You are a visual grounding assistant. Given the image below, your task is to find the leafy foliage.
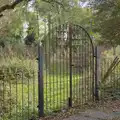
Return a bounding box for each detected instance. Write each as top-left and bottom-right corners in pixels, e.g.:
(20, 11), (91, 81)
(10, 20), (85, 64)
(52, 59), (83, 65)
(91, 0), (120, 46)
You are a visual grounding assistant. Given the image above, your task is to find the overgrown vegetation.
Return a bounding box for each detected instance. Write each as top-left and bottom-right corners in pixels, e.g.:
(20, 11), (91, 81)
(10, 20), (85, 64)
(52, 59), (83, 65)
(0, 0), (120, 119)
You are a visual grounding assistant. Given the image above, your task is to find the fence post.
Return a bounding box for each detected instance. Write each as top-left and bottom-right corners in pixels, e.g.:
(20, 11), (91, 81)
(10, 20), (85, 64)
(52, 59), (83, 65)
(38, 44), (44, 117)
(95, 46), (100, 101)
(69, 23), (73, 107)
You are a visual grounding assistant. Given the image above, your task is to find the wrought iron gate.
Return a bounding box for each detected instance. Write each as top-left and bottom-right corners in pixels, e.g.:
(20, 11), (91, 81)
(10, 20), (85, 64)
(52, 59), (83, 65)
(38, 23), (95, 116)
(0, 23), (95, 120)
(70, 24), (95, 107)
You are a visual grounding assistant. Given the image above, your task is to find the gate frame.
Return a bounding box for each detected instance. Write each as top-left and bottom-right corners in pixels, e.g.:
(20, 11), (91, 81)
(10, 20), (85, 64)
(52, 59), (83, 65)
(68, 24), (95, 106)
(94, 46), (100, 101)
(38, 44), (44, 117)
(69, 23), (73, 107)
(37, 23), (97, 117)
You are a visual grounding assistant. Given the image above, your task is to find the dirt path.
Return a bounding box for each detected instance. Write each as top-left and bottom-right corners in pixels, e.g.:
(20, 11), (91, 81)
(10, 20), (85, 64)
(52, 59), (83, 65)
(63, 109), (120, 120)
(42, 100), (120, 120)
(64, 100), (120, 120)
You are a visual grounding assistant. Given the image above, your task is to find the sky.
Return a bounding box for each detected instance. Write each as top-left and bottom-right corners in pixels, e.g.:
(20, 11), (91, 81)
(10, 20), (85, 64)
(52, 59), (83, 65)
(80, 1), (89, 8)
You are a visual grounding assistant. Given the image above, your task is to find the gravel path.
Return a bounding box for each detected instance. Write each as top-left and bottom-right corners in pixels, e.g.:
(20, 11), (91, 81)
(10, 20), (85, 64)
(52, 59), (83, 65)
(63, 109), (120, 120)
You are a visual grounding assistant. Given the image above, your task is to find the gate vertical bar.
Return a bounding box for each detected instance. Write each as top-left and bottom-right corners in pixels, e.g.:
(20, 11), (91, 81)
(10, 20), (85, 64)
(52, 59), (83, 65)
(69, 23), (73, 107)
(38, 44), (44, 117)
(95, 46), (100, 101)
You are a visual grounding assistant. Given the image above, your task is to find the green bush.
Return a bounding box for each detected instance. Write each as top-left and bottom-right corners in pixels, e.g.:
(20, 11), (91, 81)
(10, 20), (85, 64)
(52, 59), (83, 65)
(100, 57), (120, 100)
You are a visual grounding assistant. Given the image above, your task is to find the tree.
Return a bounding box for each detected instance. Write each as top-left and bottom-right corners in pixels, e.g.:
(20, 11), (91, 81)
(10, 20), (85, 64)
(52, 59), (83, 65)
(0, 0), (93, 47)
(91, 0), (120, 46)
(0, 0), (28, 18)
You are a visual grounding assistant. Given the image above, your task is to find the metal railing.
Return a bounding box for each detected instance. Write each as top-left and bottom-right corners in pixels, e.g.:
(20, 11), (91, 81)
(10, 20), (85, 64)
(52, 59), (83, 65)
(0, 68), (38, 120)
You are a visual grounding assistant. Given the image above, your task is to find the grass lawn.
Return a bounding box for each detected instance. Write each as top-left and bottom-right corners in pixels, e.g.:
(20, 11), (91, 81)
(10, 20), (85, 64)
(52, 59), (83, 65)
(1, 72), (93, 120)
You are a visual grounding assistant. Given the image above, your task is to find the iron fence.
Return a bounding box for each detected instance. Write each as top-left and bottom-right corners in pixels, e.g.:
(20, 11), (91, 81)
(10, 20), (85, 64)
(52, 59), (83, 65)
(0, 68), (38, 120)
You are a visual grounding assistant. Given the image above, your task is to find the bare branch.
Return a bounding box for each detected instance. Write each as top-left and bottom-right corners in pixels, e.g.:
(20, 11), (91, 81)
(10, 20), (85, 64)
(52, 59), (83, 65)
(0, 0), (65, 18)
(0, 14), (3, 18)
(0, 0), (32, 18)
